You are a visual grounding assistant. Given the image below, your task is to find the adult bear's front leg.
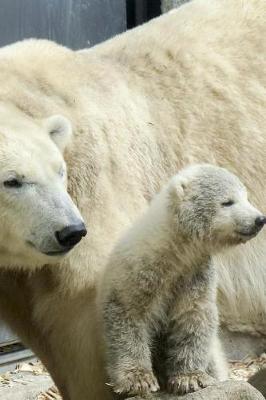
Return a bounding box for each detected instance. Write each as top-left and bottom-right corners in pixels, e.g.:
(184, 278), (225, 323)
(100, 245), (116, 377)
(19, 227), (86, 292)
(29, 267), (113, 400)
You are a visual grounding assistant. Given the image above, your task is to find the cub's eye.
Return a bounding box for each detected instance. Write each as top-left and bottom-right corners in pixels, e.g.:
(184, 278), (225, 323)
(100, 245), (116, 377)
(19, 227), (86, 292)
(4, 178), (23, 188)
(58, 166), (65, 178)
(221, 200), (234, 207)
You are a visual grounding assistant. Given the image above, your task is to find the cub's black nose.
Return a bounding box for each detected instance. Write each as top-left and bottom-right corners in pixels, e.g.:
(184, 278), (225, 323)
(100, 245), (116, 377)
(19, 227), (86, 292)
(56, 223), (87, 248)
(255, 216), (266, 229)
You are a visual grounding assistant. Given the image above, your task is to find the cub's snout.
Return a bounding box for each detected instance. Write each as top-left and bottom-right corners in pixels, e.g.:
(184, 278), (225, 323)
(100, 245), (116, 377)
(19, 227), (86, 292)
(246, 214), (266, 237)
(236, 213), (266, 241)
(254, 216), (266, 232)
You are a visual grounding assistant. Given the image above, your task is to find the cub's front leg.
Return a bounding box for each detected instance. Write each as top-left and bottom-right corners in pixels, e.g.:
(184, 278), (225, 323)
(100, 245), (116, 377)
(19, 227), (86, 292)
(102, 291), (159, 396)
(165, 267), (218, 395)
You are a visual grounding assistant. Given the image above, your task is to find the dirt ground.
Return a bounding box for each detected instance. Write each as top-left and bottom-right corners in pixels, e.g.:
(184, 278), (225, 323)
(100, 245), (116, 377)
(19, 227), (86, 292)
(0, 354), (265, 399)
(229, 353), (266, 381)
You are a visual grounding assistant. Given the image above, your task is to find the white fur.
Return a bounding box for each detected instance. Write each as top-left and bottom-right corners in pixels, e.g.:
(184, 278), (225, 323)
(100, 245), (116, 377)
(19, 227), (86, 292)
(44, 114), (72, 152)
(0, 105), (83, 268)
(0, 0), (264, 398)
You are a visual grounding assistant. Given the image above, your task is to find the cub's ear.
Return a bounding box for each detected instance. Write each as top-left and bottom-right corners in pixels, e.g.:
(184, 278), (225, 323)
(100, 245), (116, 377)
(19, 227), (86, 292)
(43, 115), (72, 153)
(168, 175), (188, 201)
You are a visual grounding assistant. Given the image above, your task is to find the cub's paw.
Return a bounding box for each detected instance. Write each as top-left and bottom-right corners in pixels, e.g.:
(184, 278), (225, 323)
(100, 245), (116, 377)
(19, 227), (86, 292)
(167, 370), (216, 395)
(112, 368), (160, 395)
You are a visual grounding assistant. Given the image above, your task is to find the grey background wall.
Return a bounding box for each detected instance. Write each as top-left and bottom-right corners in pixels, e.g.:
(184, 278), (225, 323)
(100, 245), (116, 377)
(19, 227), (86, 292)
(0, 0), (126, 49)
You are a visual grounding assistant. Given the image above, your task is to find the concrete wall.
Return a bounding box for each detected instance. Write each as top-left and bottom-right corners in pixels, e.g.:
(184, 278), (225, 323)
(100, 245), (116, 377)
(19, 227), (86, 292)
(0, 0), (126, 50)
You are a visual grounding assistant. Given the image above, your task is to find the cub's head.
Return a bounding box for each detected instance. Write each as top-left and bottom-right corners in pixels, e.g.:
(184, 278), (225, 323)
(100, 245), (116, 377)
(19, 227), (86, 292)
(168, 164), (265, 251)
(0, 105), (86, 269)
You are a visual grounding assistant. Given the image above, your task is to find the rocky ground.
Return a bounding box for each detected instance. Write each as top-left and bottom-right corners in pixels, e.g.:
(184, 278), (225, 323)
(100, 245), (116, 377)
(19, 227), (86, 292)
(0, 353), (265, 399)
(229, 353), (266, 381)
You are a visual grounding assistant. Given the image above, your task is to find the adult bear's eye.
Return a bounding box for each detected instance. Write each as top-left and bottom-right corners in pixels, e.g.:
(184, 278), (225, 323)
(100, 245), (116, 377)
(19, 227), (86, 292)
(221, 200), (234, 207)
(4, 178), (23, 188)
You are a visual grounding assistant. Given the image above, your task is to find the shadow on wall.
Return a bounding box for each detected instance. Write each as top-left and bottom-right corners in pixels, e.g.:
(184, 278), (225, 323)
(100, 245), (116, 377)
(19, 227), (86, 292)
(161, 0), (191, 13)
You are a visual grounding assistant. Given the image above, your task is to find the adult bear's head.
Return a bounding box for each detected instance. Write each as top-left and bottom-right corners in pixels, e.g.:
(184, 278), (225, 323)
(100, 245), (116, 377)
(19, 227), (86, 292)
(0, 104), (86, 269)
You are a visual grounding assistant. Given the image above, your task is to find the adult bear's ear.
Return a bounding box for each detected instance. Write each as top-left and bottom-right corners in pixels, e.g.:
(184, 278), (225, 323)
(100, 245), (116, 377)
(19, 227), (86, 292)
(44, 115), (72, 153)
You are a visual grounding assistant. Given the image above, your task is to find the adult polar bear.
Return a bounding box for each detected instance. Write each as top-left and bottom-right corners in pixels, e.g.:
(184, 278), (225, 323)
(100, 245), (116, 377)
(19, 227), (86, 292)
(0, 0), (265, 399)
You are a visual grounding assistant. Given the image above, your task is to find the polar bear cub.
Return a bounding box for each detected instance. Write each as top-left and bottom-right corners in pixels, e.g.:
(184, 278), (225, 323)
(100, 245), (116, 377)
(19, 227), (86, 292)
(100, 164), (266, 396)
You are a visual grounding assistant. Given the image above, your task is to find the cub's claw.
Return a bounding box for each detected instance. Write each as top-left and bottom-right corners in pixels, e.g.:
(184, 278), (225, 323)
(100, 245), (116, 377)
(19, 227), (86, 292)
(113, 368), (160, 395)
(167, 370), (216, 395)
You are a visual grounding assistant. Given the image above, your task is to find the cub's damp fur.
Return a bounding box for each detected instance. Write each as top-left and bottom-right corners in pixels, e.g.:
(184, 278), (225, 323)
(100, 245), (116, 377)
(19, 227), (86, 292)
(99, 164), (266, 396)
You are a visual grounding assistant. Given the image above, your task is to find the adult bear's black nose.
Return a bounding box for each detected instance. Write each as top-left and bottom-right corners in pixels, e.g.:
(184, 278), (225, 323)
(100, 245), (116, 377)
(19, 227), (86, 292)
(56, 223), (87, 248)
(255, 216), (266, 229)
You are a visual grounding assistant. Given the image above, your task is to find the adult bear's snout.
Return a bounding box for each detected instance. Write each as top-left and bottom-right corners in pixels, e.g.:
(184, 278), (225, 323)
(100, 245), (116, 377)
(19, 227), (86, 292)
(55, 222), (87, 249)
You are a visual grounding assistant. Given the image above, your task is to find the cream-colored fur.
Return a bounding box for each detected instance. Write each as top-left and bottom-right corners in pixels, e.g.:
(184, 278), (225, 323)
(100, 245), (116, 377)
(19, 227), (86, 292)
(0, 105), (86, 268)
(0, 0), (265, 399)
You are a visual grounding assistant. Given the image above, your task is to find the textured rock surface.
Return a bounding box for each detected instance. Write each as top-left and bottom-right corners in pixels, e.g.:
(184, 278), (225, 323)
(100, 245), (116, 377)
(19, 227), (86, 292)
(249, 369), (266, 398)
(127, 381), (265, 400)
